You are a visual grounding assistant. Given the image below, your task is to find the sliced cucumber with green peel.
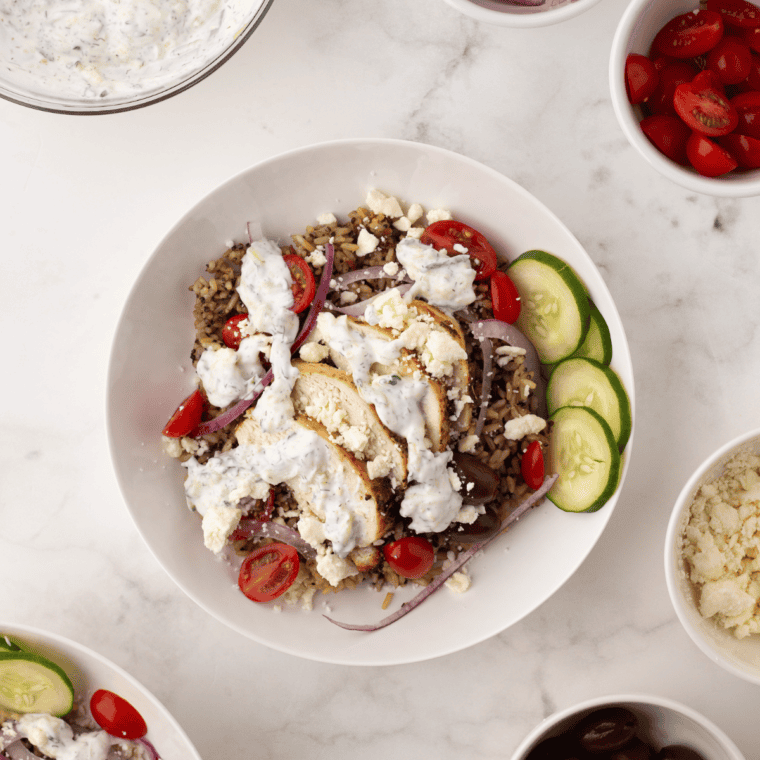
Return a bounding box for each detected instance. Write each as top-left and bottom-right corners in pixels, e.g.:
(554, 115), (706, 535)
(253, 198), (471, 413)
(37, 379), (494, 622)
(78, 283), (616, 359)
(571, 302), (612, 365)
(547, 357), (632, 451)
(0, 652), (75, 715)
(0, 635), (22, 653)
(547, 406), (620, 513)
(508, 250), (591, 365)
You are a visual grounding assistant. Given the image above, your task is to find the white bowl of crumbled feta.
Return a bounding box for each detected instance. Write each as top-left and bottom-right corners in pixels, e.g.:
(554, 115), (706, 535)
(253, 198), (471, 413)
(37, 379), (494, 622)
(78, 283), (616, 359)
(107, 137), (634, 665)
(0, 622), (202, 760)
(0, 0), (273, 114)
(666, 427), (760, 685)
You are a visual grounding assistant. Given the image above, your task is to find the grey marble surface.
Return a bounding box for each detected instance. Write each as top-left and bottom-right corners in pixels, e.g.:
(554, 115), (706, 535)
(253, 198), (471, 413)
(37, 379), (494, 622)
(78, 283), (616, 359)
(3, 0), (760, 758)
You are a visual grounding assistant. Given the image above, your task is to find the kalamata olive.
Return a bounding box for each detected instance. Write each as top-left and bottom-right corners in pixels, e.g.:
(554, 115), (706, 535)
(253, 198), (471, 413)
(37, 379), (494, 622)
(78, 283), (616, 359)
(656, 745), (707, 760)
(452, 451), (499, 505)
(610, 737), (653, 760)
(575, 707), (638, 753)
(526, 734), (586, 760)
(447, 506), (500, 543)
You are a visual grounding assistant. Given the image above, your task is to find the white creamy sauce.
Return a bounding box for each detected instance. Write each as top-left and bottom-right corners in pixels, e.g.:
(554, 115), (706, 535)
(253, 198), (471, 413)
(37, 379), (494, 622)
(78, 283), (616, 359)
(14, 714), (129, 760)
(396, 237), (477, 312)
(0, 0), (262, 100)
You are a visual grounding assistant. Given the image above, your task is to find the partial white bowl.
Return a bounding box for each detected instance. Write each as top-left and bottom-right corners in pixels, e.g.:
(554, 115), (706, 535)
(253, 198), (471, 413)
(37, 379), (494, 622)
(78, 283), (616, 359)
(0, 622), (201, 760)
(511, 694), (745, 760)
(609, 0), (760, 197)
(443, 0), (604, 28)
(107, 137), (635, 666)
(665, 427), (760, 685)
(0, 0), (273, 115)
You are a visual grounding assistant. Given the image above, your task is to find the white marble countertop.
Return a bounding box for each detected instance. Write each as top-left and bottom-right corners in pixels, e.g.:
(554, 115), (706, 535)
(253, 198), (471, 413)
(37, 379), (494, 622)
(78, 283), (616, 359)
(3, 0), (760, 757)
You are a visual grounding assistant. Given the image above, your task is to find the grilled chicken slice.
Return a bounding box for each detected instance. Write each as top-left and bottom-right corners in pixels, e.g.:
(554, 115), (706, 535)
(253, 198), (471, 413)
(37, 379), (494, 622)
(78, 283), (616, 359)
(235, 413), (389, 551)
(291, 360), (408, 486)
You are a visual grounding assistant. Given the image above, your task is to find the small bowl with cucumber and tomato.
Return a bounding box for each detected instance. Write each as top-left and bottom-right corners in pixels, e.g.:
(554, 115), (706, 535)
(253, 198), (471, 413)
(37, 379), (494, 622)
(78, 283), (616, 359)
(610, 0), (760, 196)
(0, 623), (202, 760)
(507, 249), (632, 514)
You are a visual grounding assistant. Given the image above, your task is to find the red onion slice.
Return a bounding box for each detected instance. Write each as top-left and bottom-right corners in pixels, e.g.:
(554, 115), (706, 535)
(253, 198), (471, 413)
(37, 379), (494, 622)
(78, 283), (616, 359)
(324, 473), (558, 631)
(1, 740), (41, 760)
(470, 319), (546, 416)
(474, 336), (493, 437)
(332, 265), (402, 289)
(135, 738), (161, 760)
(194, 244), (335, 436)
(229, 518), (318, 560)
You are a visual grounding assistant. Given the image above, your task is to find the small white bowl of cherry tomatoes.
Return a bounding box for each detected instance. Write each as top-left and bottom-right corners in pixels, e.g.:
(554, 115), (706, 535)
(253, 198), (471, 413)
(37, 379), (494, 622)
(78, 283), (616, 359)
(610, 0), (760, 196)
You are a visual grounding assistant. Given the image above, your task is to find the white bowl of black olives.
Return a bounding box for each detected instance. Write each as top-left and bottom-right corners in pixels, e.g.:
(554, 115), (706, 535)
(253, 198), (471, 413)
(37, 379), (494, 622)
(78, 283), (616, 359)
(511, 695), (744, 760)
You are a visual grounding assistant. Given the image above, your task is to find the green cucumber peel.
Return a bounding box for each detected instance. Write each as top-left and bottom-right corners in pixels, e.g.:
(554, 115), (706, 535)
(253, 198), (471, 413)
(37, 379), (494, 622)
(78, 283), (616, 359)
(0, 651), (75, 716)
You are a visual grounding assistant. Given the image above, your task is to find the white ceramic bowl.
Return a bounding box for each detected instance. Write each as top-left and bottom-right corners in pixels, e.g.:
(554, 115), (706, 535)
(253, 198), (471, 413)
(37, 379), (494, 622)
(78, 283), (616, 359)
(511, 694), (745, 760)
(609, 0), (760, 197)
(107, 137), (635, 666)
(0, 622), (201, 760)
(665, 427), (760, 685)
(442, 0), (604, 28)
(0, 0), (273, 115)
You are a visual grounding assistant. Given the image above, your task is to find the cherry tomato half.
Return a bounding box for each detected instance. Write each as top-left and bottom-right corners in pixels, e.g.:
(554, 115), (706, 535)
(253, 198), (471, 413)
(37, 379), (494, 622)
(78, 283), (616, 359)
(162, 389), (205, 438)
(719, 131), (760, 166)
(640, 114), (691, 164)
(707, 35), (752, 83)
(646, 59), (699, 116)
(625, 54), (659, 104)
(521, 440), (545, 491)
(707, 0), (760, 29)
(420, 220), (498, 281)
(732, 90), (760, 137)
(744, 25), (760, 52)
(652, 10), (724, 59)
(686, 130), (739, 175)
(383, 536), (435, 579)
(90, 690), (147, 740)
(674, 71), (738, 136)
(222, 313), (249, 350)
(238, 543), (300, 603)
(490, 270), (521, 324)
(283, 253), (316, 314)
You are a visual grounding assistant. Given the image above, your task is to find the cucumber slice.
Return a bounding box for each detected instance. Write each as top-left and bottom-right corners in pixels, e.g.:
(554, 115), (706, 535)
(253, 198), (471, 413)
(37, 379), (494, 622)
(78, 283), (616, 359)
(547, 357), (632, 452)
(572, 302), (612, 365)
(547, 406), (620, 513)
(507, 250), (591, 365)
(0, 635), (22, 653)
(0, 652), (75, 715)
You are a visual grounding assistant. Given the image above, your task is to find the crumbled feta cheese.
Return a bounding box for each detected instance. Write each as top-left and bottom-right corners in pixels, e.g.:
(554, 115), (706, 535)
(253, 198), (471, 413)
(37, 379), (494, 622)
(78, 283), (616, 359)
(418, 329), (467, 379)
(299, 341), (330, 363)
(458, 434), (479, 453)
(364, 288), (411, 331)
(405, 227), (424, 240)
(503, 414), (547, 440)
(365, 189), (404, 218)
(406, 203), (423, 224)
(317, 212), (337, 225)
(427, 208), (452, 224)
(682, 449), (760, 638)
(383, 261), (400, 276)
(201, 504), (242, 554)
(453, 243), (468, 254)
(445, 570), (471, 593)
(317, 550), (359, 586)
(306, 248), (327, 267)
(340, 291), (359, 304)
(356, 228), (380, 257)
(393, 216), (412, 232)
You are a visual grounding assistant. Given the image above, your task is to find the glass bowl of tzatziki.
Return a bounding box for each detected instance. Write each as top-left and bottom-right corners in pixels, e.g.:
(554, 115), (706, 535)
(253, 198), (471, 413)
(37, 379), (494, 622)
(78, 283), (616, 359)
(0, 0), (273, 113)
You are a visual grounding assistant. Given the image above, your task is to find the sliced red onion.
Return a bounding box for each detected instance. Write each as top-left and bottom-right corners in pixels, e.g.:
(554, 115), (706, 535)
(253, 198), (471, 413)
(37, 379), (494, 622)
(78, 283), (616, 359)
(498, 0), (544, 5)
(135, 737), (161, 760)
(324, 473), (558, 631)
(246, 222), (263, 244)
(229, 518), (318, 560)
(194, 244), (335, 436)
(1, 740), (39, 760)
(474, 336), (493, 437)
(332, 265), (396, 289)
(329, 283), (413, 317)
(470, 319), (546, 416)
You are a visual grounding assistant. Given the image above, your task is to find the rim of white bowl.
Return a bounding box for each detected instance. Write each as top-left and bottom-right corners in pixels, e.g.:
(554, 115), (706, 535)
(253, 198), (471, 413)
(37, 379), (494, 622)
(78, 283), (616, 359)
(510, 693), (745, 760)
(441, 0), (604, 28)
(608, 0), (760, 197)
(664, 426), (760, 686)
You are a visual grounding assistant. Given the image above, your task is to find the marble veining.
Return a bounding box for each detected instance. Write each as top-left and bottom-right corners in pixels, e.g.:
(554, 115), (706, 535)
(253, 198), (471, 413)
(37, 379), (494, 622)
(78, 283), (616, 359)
(3, 0), (760, 757)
